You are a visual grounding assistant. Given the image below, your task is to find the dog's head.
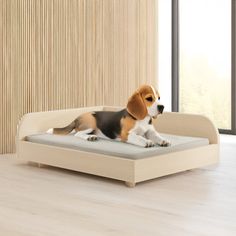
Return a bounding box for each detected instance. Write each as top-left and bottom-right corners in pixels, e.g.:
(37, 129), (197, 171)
(127, 85), (164, 120)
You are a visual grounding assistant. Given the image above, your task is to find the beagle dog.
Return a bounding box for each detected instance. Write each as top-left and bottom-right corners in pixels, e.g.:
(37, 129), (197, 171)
(47, 85), (170, 147)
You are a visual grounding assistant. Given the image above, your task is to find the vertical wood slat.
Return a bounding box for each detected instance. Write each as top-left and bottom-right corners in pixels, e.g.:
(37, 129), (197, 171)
(0, 0), (157, 154)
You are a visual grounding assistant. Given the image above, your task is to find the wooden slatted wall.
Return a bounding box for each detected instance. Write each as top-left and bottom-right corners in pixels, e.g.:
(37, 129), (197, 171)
(0, 0), (157, 154)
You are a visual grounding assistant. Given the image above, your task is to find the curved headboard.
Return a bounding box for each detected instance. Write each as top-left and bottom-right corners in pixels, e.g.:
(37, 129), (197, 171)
(153, 112), (219, 144)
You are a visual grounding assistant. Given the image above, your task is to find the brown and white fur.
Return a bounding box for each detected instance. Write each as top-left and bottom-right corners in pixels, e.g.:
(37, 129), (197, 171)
(47, 85), (170, 147)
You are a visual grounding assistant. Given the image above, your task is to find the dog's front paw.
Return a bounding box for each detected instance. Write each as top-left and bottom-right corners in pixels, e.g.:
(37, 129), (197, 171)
(87, 135), (98, 141)
(144, 139), (155, 148)
(158, 139), (171, 147)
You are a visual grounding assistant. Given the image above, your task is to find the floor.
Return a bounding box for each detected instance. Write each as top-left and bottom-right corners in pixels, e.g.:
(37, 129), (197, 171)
(0, 135), (236, 236)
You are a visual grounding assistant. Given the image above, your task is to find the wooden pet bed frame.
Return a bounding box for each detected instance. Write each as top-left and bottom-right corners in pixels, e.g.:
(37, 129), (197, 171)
(16, 106), (219, 187)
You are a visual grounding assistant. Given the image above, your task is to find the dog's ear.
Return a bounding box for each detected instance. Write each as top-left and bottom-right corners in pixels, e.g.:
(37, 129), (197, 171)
(127, 91), (147, 120)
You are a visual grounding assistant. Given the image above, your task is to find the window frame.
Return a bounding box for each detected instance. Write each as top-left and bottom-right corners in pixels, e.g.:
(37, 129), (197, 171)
(171, 0), (236, 134)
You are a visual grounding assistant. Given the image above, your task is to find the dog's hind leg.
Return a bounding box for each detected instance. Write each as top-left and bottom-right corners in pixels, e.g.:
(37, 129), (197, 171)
(74, 112), (98, 141)
(74, 128), (98, 141)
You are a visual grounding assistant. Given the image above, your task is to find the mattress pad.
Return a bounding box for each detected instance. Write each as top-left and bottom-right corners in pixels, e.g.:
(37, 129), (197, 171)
(25, 133), (209, 160)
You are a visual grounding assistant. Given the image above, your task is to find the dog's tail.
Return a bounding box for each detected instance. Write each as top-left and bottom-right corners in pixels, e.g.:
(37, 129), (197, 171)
(47, 121), (76, 135)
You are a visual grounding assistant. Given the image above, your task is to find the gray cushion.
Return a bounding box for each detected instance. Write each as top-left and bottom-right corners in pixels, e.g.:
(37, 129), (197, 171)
(25, 133), (209, 160)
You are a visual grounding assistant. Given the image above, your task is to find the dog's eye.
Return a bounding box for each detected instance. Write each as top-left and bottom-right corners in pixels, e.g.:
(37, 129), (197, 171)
(146, 96), (153, 102)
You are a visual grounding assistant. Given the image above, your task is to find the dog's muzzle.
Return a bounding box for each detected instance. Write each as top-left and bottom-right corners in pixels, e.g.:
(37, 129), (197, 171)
(157, 105), (164, 114)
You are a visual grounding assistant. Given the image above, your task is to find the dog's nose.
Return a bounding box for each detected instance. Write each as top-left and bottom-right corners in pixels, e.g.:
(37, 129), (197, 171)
(157, 105), (164, 114)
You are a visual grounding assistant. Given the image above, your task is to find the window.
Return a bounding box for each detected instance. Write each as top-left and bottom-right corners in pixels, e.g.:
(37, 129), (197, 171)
(172, 0), (235, 132)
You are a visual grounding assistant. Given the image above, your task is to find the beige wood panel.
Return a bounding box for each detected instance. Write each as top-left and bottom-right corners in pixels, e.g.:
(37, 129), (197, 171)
(0, 0), (157, 154)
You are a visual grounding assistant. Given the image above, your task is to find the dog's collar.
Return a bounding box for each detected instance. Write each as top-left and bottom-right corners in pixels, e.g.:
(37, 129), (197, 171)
(126, 110), (157, 121)
(126, 110), (137, 120)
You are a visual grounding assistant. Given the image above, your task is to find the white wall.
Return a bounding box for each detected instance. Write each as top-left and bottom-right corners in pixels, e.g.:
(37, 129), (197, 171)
(157, 0), (172, 111)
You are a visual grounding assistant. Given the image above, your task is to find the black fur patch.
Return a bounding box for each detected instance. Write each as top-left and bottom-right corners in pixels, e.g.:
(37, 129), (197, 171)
(93, 109), (131, 139)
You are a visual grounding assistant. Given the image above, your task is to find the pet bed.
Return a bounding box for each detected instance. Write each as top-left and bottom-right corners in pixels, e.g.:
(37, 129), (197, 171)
(17, 106), (219, 187)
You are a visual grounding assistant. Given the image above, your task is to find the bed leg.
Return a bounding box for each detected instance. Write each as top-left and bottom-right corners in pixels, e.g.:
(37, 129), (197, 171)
(28, 162), (46, 168)
(38, 163), (44, 168)
(125, 182), (136, 188)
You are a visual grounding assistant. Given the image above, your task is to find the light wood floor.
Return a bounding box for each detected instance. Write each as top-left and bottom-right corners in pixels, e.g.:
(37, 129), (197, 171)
(0, 135), (236, 236)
